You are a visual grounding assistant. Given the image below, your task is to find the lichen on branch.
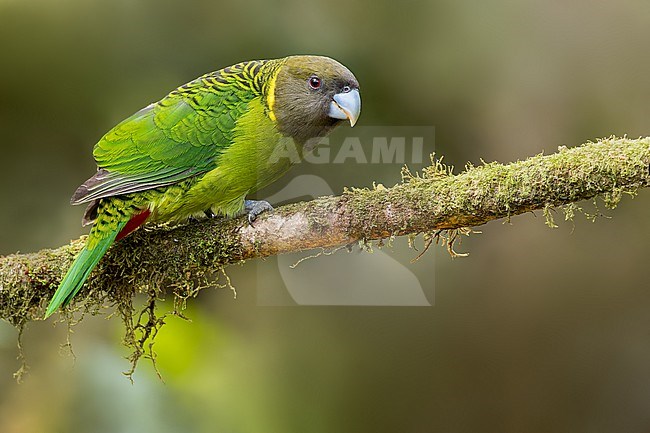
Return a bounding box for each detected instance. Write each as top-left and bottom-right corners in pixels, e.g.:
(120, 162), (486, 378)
(1, 136), (649, 328)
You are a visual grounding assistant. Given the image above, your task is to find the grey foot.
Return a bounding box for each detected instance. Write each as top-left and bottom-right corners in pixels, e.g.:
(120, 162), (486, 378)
(244, 200), (274, 225)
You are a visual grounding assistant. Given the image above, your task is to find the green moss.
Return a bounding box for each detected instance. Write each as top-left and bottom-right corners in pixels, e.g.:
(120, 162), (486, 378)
(345, 136), (649, 260)
(1, 136), (648, 379)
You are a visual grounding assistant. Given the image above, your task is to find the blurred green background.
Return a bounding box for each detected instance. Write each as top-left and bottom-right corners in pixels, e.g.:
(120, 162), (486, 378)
(1, 0), (650, 432)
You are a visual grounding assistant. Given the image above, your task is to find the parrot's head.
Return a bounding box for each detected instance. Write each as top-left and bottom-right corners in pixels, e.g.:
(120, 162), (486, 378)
(270, 55), (361, 143)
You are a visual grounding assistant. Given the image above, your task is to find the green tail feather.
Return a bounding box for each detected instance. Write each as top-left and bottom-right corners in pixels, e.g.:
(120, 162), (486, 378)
(45, 222), (126, 318)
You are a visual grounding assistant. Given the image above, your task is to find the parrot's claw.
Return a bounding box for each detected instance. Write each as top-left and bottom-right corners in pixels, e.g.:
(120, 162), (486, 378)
(188, 209), (218, 223)
(244, 200), (274, 225)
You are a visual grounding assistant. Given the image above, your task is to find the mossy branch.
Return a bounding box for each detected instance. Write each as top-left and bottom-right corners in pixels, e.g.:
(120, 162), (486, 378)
(1, 136), (649, 326)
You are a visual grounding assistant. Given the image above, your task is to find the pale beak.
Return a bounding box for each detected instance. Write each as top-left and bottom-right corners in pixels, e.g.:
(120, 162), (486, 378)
(328, 88), (361, 127)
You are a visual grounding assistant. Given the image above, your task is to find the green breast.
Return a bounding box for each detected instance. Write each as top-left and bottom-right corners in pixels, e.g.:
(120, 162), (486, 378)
(149, 97), (296, 221)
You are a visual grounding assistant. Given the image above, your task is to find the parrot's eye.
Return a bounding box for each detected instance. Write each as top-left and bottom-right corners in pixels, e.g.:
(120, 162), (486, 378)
(342, 85), (351, 93)
(308, 76), (322, 90)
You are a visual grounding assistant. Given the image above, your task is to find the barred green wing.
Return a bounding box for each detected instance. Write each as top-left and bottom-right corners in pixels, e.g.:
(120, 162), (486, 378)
(71, 61), (268, 204)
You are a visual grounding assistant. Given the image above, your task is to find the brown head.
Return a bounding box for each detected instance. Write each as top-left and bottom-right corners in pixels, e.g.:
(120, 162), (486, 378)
(267, 55), (361, 144)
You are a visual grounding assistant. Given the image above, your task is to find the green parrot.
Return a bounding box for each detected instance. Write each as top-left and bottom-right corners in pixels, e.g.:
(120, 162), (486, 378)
(45, 55), (361, 318)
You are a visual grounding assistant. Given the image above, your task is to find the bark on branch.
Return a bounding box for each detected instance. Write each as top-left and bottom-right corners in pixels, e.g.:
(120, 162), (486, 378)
(1, 136), (649, 325)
